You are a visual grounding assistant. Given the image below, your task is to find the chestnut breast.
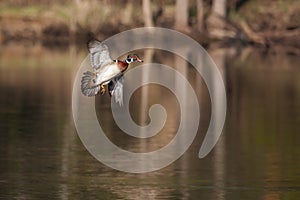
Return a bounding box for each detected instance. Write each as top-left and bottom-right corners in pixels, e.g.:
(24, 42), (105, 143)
(117, 60), (129, 72)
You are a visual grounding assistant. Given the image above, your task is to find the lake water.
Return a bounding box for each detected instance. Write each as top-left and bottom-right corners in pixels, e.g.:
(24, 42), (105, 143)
(0, 43), (299, 199)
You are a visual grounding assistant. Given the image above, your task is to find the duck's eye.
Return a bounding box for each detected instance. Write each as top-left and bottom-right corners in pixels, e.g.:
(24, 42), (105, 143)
(127, 58), (135, 63)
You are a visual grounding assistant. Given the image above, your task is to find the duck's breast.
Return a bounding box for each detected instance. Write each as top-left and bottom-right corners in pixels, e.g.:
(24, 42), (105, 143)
(97, 63), (121, 84)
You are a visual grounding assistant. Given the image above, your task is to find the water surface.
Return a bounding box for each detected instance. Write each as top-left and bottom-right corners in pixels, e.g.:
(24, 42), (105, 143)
(0, 44), (299, 199)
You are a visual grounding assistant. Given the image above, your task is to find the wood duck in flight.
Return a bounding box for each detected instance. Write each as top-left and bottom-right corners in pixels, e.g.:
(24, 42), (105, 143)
(81, 39), (143, 104)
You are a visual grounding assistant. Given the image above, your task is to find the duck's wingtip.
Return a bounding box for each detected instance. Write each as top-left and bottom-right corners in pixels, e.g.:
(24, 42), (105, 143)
(87, 39), (108, 53)
(81, 71), (100, 97)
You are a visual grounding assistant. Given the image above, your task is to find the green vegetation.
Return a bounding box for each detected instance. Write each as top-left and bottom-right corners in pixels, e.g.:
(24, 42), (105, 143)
(231, 0), (300, 31)
(0, 5), (48, 17)
(0, 0), (299, 46)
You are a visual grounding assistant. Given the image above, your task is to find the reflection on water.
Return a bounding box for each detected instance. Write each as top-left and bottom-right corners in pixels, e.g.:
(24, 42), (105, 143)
(0, 43), (299, 199)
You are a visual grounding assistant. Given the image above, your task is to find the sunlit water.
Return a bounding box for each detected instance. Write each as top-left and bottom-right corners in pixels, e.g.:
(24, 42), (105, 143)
(0, 44), (299, 199)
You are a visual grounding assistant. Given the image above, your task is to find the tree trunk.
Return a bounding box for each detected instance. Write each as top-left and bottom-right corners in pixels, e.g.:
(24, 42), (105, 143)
(143, 0), (154, 27)
(211, 0), (226, 17)
(197, 0), (204, 32)
(207, 0), (237, 39)
(174, 0), (189, 32)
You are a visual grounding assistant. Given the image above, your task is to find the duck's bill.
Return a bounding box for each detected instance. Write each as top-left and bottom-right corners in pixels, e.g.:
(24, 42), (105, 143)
(137, 58), (143, 63)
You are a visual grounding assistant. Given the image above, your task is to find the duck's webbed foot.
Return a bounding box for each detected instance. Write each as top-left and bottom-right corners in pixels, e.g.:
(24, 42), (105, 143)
(100, 84), (105, 95)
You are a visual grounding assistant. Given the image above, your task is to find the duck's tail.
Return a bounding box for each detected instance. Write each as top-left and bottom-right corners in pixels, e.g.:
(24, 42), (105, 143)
(81, 71), (101, 96)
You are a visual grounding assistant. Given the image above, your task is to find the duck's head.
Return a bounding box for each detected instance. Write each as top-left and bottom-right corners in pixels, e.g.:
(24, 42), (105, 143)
(125, 54), (143, 64)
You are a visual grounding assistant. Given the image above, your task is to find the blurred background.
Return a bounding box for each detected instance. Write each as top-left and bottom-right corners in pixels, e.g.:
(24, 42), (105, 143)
(0, 0), (299, 199)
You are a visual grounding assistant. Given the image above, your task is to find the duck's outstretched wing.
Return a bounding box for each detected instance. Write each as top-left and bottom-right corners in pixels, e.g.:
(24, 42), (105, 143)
(87, 40), (114, 70)
(81, 71), (101, 96)
(108, 75), (124, 106)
